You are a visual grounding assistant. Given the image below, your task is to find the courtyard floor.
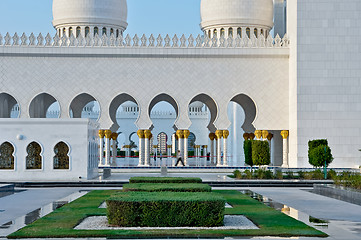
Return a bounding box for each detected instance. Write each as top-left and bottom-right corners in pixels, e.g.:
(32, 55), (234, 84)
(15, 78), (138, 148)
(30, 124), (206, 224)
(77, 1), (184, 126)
(0, 173), (360, 240)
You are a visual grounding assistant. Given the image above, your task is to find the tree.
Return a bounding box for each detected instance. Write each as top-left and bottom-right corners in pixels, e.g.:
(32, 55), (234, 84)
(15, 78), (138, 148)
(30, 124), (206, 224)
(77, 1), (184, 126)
(251, 140), (270, 166)
(308, 139), (333, 168)
(243, 140), (253, 167)
(309, 145), (333, 168)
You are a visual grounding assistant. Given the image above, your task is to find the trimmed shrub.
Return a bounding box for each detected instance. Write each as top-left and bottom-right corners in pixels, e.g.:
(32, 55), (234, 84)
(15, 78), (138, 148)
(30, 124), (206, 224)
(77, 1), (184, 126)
(243, 140), (253, 167)
(106, 192), (225, 227)
(129, 177), (202, 184)
(253, 169), (273, 179)
(233, 170), (242, 179)
(309, 145), (333, 168)
(275, 170), (283, 180)
(252, 140), (270, 166)
(308, 139), (328, 151)
(243, 169), (253, 179)
(123, 183), (211, 192)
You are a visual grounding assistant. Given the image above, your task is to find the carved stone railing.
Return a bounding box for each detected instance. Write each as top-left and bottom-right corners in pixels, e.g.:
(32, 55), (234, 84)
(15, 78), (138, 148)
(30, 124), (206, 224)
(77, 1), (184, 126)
(0, 32), (289, 49)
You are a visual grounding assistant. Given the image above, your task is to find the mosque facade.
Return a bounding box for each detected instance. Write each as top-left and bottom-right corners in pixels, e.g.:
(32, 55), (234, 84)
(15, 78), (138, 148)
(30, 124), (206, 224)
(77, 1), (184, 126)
(0, 0), (360, 180)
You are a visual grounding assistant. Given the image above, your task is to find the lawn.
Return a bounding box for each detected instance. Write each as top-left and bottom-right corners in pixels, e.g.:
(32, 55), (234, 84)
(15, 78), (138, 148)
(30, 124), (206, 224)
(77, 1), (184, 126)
(8, 190), (327, 239)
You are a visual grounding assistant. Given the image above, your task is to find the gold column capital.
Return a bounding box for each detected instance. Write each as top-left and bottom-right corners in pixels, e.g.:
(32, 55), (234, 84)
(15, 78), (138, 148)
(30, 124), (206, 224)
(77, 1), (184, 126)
(261, 130), (269, 140)
(176, 130), (184, 139)
(267, 133), (274, 141)
(281, 130), (289, 139)
(144, 130), (152, 139)
(104, 130), (112, 139)
(153, 145), (158, 148)
(167, 145), (172, 148)
(209, 133), (216, 141)
(137, 130), (145, 138)
(98, 130), (105, 138)
(223, 130), (230, 139)
(183, 130), (190, 139)
(215, 130), (223, 139)
(203, 145), (208, 148)
(243, 133), (250, 140)
(111, 133), (118, 141)
(249, 133), (255, 140)
(254, 130), (262, 140)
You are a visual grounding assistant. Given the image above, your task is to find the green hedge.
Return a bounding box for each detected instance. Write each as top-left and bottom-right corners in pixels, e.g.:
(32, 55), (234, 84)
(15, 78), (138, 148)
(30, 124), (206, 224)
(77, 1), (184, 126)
(106, 192), (225, 227)
(243, 140), (253, 166)
(252, 140), (270, 166)
(123, 183), (211, 192)
(308, 139), (333, 167)
(129, 177), (202, 184)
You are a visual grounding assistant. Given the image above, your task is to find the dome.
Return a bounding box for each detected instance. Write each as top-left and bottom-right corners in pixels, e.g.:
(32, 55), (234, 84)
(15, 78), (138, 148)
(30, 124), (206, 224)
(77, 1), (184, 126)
(53, 0), (128, 36)
(122, 101), (137, 108)
(189, 101), (204, 109)
(200, 0), (274, 32)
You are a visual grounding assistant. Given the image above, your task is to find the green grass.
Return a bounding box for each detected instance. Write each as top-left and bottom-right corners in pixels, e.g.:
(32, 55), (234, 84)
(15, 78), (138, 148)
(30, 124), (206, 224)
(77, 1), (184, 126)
(8, 190), (327, 239)
(129, 176), (202, 183)
(123, 183), (211, 192)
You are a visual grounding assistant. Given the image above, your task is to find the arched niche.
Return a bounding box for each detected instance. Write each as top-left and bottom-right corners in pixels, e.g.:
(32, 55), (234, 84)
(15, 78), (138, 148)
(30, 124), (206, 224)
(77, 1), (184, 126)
(189, 93), (218, 132)
(109, 93), (139, 132)
(69, 93), (100, 120)
(229, 94), (257, 133)
(0, 93), (19, 118)
(157, 132), (168, 154)
(29, 93), (59, 118)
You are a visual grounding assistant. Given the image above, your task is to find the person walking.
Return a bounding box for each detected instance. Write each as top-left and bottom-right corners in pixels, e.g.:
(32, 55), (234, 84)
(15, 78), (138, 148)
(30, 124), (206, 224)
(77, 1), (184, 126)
(175, 150), (185, 167)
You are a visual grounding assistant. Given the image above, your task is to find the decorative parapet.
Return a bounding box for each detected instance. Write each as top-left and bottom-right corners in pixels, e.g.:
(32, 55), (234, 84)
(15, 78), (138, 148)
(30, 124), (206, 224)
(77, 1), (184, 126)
(0, 32), (289, 49)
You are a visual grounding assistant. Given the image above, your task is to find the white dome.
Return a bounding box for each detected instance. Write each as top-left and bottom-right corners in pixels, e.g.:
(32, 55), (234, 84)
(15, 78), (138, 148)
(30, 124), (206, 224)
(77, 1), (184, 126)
(190, 101), (204, 108)
(53, 0), (128, 32)
(122, 101), (137, 108)
(200, 0), (274, 31)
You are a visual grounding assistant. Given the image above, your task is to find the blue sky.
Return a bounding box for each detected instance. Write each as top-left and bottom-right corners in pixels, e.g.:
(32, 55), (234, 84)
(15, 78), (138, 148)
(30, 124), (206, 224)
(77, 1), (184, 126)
(0, 0), (202, 36)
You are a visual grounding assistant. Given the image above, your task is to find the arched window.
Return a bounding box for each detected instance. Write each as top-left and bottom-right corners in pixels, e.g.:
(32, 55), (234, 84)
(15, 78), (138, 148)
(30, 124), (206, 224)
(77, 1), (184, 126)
(94, 27), (99, 36)
(85, 27), (90, 37)
(228, 28), (233, 37)
(116, 29), (119, 38)
(26, 142), (42, 170)
(62, 28), (66, 36)
(69, 27), (73, 37)
(102, 27), (107, 36)
(246, 28), (250, 38)
(208, 30), (211, 38)
(220, 28), (225, 37)
(110, 28), (114, 35)
(58, 29), (61, 36)
(0, 142), (15, 170)
(237, 28), (242, 38)
(261, 29), (264, 36)
(54, 142), (70, 170)
(76, 27), (81, 38)
(254, 28), (258, 38)
(213, 29), (217, 38)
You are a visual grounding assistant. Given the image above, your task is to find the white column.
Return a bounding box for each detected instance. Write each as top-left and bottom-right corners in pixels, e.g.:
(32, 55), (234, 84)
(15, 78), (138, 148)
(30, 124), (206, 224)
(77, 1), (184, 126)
(267, 133), (274, 166)
(137, 130), (144, 166)
(144, 130), (151, 166)
(209, 133), (215, 165)
(172, 134), (176, 154)
(183, 130), (190, 166)
(281, 130), (289, 168)
(98, 130), (105, 166)
(223, 130), (229, 166)
(104, 130), (112, 166)
(111, 133), (118, 166)
(216, 130), (223, 166)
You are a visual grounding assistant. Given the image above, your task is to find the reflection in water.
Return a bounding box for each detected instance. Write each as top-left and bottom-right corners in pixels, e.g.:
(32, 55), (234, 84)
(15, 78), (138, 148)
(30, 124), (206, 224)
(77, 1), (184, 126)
(0, 191), (87, 237)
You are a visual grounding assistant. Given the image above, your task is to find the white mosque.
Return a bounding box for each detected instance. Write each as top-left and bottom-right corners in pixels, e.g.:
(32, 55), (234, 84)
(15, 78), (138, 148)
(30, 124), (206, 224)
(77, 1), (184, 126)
(0, 0), (361, 180)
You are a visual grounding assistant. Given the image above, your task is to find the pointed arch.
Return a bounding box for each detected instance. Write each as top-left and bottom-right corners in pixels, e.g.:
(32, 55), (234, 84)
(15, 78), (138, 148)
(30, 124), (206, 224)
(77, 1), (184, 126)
(29, 93), (59, 118)
(109, 93), (139, 131)
(230, 94), (257, 132)
(0, 93), (19, 118)
(0, 142), (15, 169)
(53, 141), (70, 170)
(26, 141), (42, 170)
(189, 93), (218, 132)
(69, 93), (100, 120)
(149, 93), (179, 117)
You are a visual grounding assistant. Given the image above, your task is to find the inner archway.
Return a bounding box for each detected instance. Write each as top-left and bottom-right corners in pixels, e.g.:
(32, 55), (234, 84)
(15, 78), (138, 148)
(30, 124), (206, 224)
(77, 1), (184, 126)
(0, 93), (19, 118)
(109, 94), (139, 132)
(29, 93), (60, 118)
(69, 93), (100, 120)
